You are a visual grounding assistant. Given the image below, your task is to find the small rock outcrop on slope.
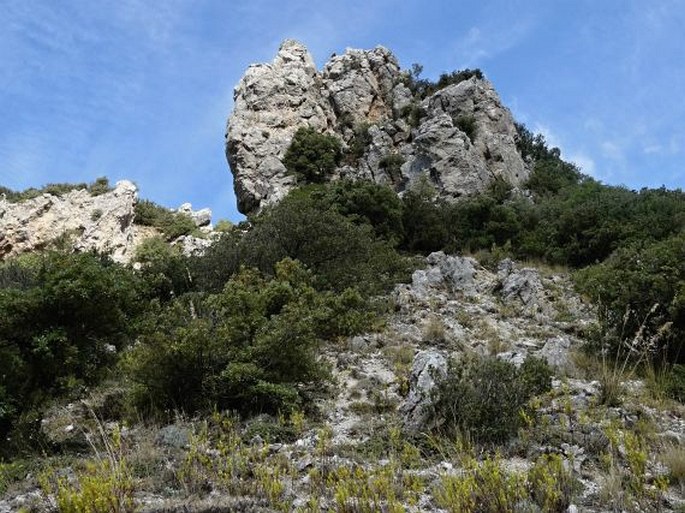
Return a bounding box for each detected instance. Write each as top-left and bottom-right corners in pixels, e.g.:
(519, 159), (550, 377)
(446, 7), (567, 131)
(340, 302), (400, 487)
(0, 181), (139, 263)
(0, 184), (216, 263)
(226, 39), (529, 214)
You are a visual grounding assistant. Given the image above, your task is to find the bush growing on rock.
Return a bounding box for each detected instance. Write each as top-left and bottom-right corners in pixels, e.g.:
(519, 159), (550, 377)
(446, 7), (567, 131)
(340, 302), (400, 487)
(134, 199), (197, 241)
(320, 179), (405, 243)
(283, 127), (342, 183)
(428, 355), (552, 444)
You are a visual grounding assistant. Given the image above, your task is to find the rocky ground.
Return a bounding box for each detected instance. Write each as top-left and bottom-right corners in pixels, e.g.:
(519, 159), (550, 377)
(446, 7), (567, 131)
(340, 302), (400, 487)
(3, 253), (684, 512)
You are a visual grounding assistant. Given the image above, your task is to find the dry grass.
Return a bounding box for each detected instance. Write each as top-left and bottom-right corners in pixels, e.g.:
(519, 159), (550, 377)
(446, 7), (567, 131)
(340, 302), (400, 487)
(661, 444), (685, 491)
(423, 315), (447, 344)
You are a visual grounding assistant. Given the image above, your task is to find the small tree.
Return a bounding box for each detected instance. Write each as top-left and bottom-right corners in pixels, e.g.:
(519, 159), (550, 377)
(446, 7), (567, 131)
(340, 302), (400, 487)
(283, 127), (342, 183)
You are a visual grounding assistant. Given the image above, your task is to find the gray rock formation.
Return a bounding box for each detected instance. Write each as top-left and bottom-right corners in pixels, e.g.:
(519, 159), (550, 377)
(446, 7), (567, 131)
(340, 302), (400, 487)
(176, 202), (212, 228)
(226, 40), (530, 215)
(0, 181), (139, 263)
(400, 349), (448, 432)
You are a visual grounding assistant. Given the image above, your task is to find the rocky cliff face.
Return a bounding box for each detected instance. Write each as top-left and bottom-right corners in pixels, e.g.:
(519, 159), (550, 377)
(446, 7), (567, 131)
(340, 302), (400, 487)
(226, 40), (529, 214)
(0, 182), (214, 263)
(0, 181), (139, 263)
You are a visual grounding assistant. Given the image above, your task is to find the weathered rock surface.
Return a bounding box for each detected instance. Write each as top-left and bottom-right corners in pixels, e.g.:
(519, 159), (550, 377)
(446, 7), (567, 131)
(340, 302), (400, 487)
(0, 182), (216, 263)
(226, 40), (530, 214)
(400, 349), (448, 432)
(0, 181), (139, 263)
(177, 202), (212, 228)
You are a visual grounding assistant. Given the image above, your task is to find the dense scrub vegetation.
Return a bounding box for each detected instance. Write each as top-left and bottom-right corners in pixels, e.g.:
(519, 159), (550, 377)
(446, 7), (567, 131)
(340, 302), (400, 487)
(0, 180), (411, 457)
(1, 119), (683, 465)
(0, 252), (142, 453)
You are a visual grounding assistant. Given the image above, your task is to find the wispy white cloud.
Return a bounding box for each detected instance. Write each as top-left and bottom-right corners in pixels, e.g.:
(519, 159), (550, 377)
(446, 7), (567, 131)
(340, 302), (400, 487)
(451, 19), (534, 67)
(600, 141), (624, 162)
(567, 153), (596, 176)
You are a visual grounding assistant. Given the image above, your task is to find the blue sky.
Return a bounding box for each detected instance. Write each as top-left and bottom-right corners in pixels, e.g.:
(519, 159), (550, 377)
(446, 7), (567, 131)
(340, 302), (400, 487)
(1, 0), (683, 221)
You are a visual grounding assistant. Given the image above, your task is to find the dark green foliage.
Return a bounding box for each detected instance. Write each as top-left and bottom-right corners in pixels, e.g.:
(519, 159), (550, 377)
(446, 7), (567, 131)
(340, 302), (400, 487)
(574, 233), (685, 358)
(346, 123), (372, 163)
(134, 237), (192, 301)
(188, 181), (409, 294)
(87, 177), (112, 196)
(400, 180), (450, 253)
(320, 180), (405, 243)
(283, 127), (342, 183)
(519, 356), (554, 396)
(378, 154), (405, 185)
(0, 252), (142, 454)
(662, 365), (685, 402)
(400, 103), (426, 128)
(402, 64), (484, 99)
(454, 115), (477, 143)
(430, 356), (552, 444)
(188, 230), (243, 293)
(241, 187), (410, 295)
(126, 260), (372, 417)
(134, 199), (197, 240)
(526, 159), (583, 197)
(515, 122), (561, 162)
(0, 183), (87, 202)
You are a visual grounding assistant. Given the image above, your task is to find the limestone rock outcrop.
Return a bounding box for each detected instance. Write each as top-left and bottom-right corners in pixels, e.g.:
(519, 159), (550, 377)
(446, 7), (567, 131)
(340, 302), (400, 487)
(226, 40), (530, 214)
(0, 181), (139, 263)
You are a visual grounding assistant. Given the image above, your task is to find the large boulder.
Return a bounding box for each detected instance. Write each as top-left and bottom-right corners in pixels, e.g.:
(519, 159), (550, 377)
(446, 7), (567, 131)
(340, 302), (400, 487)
(226, 40), (530, 215)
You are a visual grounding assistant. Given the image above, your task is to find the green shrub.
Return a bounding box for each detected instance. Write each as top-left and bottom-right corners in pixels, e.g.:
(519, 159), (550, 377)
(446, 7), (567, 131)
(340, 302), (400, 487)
(663, 365), (685, 402)
(346, 122), (372, 162)
(188, 230), (242, 293)
(322, 180), (404, 243)
(126, 259), (371, 417)
(429, 355), (552, 444)
(242, 187), (410, 295)
(574, 233), (685, 360)
(436, 453), (526, 513)
(283, 127), (342, 183)
(214, 219), (234, 232)
(402, 64), (484, 99)
(41, 428), (135, 513)
(519, 356), (554, 397)
(378, 153), (405, 184)
(400, 179), (450, 253)
(134, 236), (191, 301)
(528, 453), (578, 512)
(454, 115), (477, 143)
(134, 200), (197, 240)
(87, 177), (112, 196)
(0, 252), (142, 456)
(0, 177), (116, 204)
(437, 451), (577, 513)
(400, 103), (426, 128)
(525, 159), (583, 197)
